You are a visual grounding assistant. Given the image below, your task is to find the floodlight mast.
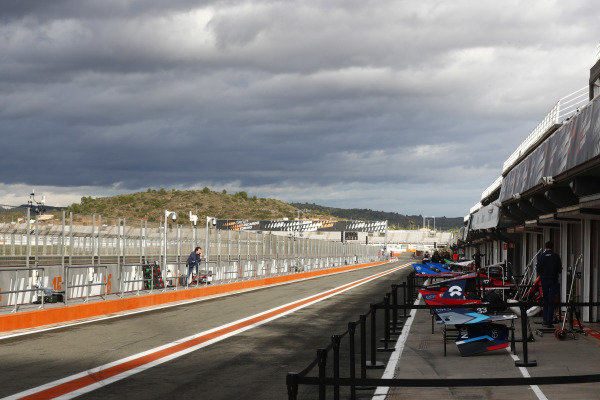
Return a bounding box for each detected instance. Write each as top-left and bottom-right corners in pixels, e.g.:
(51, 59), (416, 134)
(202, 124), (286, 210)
(28, 189), (46, 215)
(163, 210), (177, 280)
(205, 216), (216, 271)
(422, 216), (436, 231)
(189, 211), (198, 244)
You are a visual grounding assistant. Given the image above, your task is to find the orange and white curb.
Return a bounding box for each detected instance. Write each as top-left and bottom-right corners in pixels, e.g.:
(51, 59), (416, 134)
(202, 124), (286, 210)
(3, 262), (410, 400)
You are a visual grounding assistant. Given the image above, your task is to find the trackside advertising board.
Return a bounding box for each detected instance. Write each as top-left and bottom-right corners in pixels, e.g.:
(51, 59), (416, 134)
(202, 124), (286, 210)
(216, 219), (387, 232)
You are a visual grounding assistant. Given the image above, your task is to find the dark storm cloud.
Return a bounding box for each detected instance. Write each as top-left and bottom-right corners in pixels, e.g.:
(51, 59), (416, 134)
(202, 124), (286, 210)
(1, 0), (599, 215)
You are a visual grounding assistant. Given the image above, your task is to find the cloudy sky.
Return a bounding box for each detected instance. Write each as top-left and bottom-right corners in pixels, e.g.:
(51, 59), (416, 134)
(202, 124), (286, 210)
(1, 0), (598, 216)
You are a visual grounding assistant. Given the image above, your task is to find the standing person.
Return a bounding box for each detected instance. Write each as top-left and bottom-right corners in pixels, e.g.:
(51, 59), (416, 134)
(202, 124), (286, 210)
(186, 247), (202, 285)
(473, 248), (482, 270)
(536, 241), (562, 327)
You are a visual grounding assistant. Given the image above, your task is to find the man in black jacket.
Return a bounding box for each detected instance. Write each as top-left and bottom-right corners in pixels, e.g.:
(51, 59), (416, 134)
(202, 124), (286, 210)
(473, 248), (482, 269)
(186, 247), (203, 284)
(536, 241), (562, 327)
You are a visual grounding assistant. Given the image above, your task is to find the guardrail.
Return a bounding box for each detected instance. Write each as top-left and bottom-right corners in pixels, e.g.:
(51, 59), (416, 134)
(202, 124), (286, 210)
(502, 86), (589, 175)
(286, 272), (600, 399)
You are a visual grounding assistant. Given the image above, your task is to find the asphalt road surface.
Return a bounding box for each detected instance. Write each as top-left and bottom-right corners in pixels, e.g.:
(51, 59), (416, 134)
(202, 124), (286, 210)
(0, 256), (413, 400)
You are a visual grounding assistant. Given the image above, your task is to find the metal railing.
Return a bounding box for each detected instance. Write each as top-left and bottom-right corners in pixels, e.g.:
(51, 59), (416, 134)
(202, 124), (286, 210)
(0, 209), (381, 269)
(65, 265), (109, 304)
(481, 176), (502, 201)
(0, 267), (46, 312)
(502, 86), (589, 175)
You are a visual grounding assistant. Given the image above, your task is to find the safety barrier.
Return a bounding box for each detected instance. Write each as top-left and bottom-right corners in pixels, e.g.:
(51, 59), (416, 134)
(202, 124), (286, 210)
(286, 272), (600, 399)
(65, 264), (108, 304)
(0, 267), (47, 312)
(0, 253), (384, 312)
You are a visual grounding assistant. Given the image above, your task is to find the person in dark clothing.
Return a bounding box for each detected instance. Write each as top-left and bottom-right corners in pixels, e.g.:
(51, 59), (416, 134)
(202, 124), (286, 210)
(431, 251), (442, 263)
(536, 241), (562, 327)
(186, 247), (203, 284)
(473, 248), (482, 269)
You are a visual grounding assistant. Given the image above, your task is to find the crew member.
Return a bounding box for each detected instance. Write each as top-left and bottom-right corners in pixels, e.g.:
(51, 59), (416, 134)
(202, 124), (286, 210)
(186, 247), (203, 284)
(536, 241), (562, 327)
(423, 251), (430, 262)
(473, 248), (482, 270)
(431, 251), (442, 263)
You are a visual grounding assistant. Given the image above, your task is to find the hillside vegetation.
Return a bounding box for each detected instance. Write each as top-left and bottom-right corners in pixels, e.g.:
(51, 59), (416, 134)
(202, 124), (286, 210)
(66, 188), (322, 223)
(290, 202), (463, 231)
(63, 188), (463, 230)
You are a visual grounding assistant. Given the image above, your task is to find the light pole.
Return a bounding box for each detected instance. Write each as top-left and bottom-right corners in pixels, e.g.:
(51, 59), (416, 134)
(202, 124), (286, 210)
(422, 216), (436, 231)
(28, 189), (46, 215)
(164, 210), (177, 286)
(189, 211), (198, 244)
(205, 216), (216, 271)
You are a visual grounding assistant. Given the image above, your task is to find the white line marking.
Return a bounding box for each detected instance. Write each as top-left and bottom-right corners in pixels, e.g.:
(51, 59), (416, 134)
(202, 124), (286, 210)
(0, 261), (393, 340)
(3, 263), (410, 400)
(371, 281), (423, 400)
(507, 350), (548, 400)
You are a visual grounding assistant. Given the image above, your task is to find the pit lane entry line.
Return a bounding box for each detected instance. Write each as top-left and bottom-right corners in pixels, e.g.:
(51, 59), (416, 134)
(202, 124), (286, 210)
(3, 263), (411, 400)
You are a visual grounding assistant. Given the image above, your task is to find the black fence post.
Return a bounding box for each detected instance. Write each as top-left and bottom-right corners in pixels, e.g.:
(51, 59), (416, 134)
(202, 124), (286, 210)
(317, 348), (328, 400)
(379, 294), (395, 352)
(359, 314), (367, 378)
(357, 314), (376, 390)
(367, 304), (385, 368)
(332, 335), (341, 400)
(286, 373), (299, 400)
(391, 284), (399, 331)
(515, 304), (537, 367)
(402, 282), (407, 318)
(410, 272), (417, 301)
(348, 322), (357, 400)
(510, 319), (516, 355)
(569, 300), (574, 331)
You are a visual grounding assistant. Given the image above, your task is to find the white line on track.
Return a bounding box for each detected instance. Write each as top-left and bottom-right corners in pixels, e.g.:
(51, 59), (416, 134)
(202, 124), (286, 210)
(507, 350), (548, 400)
(2, 262), (411, 400)
(0, 261), (392, 341)
(371, 282), (423, 400)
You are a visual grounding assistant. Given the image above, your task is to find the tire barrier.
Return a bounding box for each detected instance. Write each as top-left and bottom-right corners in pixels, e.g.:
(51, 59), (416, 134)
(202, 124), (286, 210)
(286, 274), (600, 400)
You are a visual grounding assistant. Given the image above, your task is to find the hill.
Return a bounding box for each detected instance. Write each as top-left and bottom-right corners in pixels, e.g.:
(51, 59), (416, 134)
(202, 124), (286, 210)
(65, 188), (331, 223)
(290, 203), (463, 231)
(62, 189), (463, 230)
